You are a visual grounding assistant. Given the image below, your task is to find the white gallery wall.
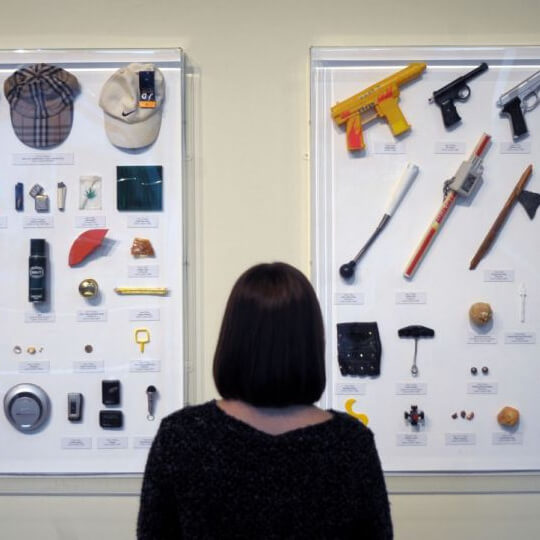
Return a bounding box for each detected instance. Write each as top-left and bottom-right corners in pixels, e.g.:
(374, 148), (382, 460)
(1, 0), (540, 538)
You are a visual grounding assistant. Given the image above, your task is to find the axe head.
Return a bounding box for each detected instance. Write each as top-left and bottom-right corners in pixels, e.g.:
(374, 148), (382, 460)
(518, 190), (540, 220)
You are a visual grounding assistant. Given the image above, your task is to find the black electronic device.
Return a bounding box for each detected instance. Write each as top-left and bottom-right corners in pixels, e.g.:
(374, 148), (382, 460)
(67, 393), (83, 422)
(99, 410), (123, 429)
(102, 380), (121, 406)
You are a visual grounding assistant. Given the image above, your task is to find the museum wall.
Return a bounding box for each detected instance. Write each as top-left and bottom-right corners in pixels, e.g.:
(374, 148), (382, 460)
(1, 0), (539, 538)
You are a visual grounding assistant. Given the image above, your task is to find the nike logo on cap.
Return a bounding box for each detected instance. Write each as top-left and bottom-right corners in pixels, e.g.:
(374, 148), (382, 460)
(121, 110), (135, 117)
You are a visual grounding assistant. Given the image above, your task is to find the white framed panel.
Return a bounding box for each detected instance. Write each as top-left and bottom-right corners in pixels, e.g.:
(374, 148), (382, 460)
(0, 48), (185, 474)
(311, 46), (540, 472)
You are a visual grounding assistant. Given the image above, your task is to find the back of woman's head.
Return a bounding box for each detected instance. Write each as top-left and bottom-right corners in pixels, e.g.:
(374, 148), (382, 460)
(213, 262), (326, 407)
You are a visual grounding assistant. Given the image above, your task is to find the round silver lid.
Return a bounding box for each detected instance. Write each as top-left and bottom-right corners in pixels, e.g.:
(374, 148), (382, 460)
(3, 383), (51, 432)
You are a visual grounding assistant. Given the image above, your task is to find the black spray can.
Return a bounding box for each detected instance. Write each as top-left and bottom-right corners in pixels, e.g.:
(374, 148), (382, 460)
(29, 239), (47, 303)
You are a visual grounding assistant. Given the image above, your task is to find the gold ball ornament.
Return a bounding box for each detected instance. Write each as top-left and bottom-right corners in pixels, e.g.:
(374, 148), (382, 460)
(79, 278), (99, 298)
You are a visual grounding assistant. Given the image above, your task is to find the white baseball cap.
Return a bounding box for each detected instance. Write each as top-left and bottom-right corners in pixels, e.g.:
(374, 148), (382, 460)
(99, 63), (165, 149)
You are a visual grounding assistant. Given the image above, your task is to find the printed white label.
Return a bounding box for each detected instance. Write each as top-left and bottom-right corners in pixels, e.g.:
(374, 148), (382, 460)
(435, 141), (466, 154)
(467, 334), (497, 344)
(334, 383), (366, 395)
(18, 360), (50, 373)
(467, 382), (498, 395)
(0, 216), (8, 228)
(396, 291), (427, 304)
(374, 141), (406, 154)
(133, 437), (154, 449)
(396, 433), (427, 446)
(130, 309), (160, 322)
(484, 270), (515, 282)
(127, 215), (159, 228)
(505, 332), (536, 344)
(97, 437), (128, 450)
(128, 265), (159, 278)
(334, 292), (364, 305)
(62, 437), (92, 450)
(77, 310), (108, 322)
(73, 360), (104, 373)
(492, 432), (523, 445)
(130, 359), (161, 373)
(445, 433), (476, 446)
(396, 382), (427, 395)
(13, 153), (74, 165)
(23, 216), (54, 228)
(75, 215), (106, 228)
(25, 312), (55, 323)
(500, 141), (531, 154)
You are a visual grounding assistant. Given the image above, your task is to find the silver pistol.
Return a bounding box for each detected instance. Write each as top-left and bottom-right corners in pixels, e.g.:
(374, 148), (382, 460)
(497, 70), (540, 140)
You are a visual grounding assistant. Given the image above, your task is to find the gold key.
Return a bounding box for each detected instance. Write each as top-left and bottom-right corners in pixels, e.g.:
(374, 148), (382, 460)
(135, 328), (150, 353)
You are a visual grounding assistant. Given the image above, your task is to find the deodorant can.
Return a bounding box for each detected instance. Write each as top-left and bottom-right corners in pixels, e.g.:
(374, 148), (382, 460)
(29, 239), (47, 303)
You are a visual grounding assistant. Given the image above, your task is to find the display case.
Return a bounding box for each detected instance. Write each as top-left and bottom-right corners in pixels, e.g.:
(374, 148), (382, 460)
(0, 48), (185, 474)
(311, 46), (540, 471)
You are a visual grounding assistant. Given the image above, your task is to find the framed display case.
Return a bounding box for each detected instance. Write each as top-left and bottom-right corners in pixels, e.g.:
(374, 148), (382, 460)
(311, 46), (540, 472)
(0, 48), (185, 474)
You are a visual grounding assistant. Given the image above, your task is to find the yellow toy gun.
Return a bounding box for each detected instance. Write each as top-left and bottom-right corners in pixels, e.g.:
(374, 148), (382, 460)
(331, 62), (427, 152)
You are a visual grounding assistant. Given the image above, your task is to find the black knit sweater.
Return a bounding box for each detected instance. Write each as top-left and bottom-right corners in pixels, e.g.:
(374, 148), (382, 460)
(137, 401), (393, 539)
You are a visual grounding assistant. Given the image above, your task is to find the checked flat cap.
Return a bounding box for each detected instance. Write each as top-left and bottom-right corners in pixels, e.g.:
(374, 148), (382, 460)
(4, 63), (80, 149)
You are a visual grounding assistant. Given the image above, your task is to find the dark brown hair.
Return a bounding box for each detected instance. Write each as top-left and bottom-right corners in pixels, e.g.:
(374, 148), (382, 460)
(213, 262), (326, 407)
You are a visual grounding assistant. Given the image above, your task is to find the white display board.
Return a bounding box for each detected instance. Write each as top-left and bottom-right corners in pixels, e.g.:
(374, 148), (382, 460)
(0, 49), (185, 473)
(311, 47), (540, 471)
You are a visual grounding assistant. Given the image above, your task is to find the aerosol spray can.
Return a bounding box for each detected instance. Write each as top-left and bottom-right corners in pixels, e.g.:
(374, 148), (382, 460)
(29, 239), (47, 303)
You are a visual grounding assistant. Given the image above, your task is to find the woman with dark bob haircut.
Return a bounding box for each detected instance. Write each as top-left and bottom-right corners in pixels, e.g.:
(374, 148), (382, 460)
(138, 262), (393, 539)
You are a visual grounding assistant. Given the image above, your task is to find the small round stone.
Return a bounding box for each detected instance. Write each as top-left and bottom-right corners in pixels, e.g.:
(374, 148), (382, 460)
(13, 346), (22, 354)
(471, 367), (478, 375)
(482, 366), (489, 374)
(27, 346), (36, 354)
(84, 344), (93, 354)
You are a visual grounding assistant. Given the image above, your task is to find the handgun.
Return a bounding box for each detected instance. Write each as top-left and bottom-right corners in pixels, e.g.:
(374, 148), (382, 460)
(331, 63), (426, 152)
(429, 63), (488, 128)
(497, 71), (540, 140)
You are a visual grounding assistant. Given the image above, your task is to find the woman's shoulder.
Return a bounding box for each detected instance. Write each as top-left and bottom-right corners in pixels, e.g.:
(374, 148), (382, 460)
(161, 400), (218, 430)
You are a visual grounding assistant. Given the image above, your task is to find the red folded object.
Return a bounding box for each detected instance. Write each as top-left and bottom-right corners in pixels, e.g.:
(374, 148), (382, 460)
(69, 229), (109, 266)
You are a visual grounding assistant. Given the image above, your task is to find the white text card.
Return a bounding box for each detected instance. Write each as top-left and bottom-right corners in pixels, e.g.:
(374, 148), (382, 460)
(334, 292), (364, 305)
(435, 141), (466, 154)
(127, 215), (159, 228)
(445, 433), (476, 446)
(23, 216), (54, 228)
(130, 359), (161, 373)
(13, 153), (74, 165)
(505, 332), (536, 344)
(62, 437), (92, 450)
(73, 360), (104, 373)
(467, 382), (498, 395)
(129, 265), (159, 278)
(18, 360), (50, 373)
(396, 433), (427, 447)
(334, 383), (366, 395)
(500, 141), (531, 154)
(98, 437), (128, 450)
(129, 309), (160, 322)
(396, 382), (427, 395)
(492, 432), (523, 445)
(484, 270), (514, 282)
(75, 215), (107, 228)
(77, 310), (107, 323)
(396, 291), (427, 305)
(374, 141), (406, 154)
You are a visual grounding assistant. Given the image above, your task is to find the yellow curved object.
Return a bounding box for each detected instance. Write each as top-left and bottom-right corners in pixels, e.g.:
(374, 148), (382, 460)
(344, 398), (369, 426)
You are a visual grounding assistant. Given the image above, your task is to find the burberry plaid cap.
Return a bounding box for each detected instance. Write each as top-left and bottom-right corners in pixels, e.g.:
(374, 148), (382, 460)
(4, 63), (80, 149)
(99, 63), (165, 150)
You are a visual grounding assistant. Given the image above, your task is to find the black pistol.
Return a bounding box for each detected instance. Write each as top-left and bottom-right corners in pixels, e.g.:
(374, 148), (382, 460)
(430, 63), (488, 128)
